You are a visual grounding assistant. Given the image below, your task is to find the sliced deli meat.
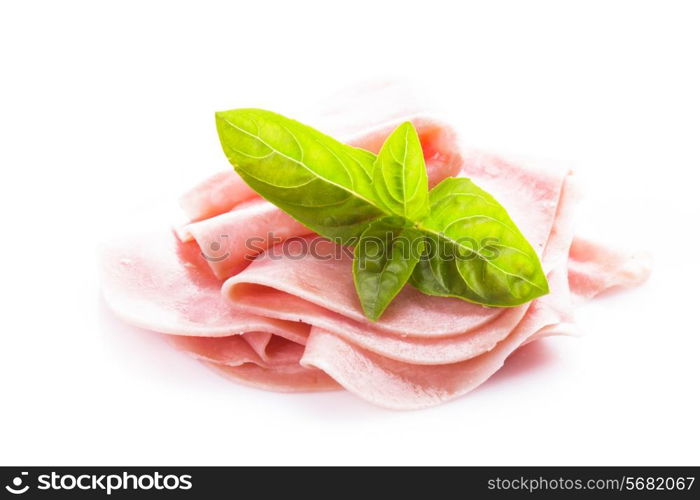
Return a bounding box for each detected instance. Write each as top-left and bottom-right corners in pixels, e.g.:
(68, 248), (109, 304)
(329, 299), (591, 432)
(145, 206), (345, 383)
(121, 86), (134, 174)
(206, 362), (340, 393)
(177, 199), (309, 279)
(567, 237), (652, 301)
(223, 283), (529, 365)
(100, 112), (649, 409)
(180, 170), (259, 223)
(100, 229), (309, 339)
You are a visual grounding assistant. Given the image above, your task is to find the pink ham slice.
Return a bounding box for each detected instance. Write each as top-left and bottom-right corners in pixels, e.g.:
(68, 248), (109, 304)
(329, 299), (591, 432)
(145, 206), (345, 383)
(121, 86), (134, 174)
(568, 237), (651, 301)
(224, 283), (529, 365)
(100, 229), (308, 339)
(168, 333), (303, 367)
(225, 238), (504, 339)
(180, 170), (259, 223)
(205, 362), (340, 393)
(167, 331), (339, 392)
(176, 199), (308, 279)
(100, 230), (337, 392)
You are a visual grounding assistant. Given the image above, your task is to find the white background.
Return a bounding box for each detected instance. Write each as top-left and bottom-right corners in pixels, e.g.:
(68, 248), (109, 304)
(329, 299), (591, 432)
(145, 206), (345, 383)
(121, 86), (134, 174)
(1, 1), (698, 466)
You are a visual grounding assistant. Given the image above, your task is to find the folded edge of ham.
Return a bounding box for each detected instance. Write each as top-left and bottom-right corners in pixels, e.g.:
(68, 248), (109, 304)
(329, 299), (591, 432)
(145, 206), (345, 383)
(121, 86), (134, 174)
(100, 229), (307, 339)
(568, 237), (652, 302)
(204, 362), (340, 393)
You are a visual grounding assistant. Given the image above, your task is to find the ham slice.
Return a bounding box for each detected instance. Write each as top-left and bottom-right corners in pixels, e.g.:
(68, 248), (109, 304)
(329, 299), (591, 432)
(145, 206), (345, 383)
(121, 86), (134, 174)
(100, 111), (650, 408)
(168, 333), (304, 367)
(167, 331), (338, 393)
(100, 229), (308, 339)
(568, 237), (652, 301)
(206, 362), (340, 393)
(180, 170), (258, 223)
(224, 284), (529, 365)
(176, 199), (308, 279)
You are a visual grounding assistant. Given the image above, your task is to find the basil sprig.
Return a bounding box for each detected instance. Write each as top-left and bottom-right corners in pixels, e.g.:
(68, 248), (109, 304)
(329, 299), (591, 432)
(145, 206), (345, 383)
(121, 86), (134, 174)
(216, 109), (549, 320)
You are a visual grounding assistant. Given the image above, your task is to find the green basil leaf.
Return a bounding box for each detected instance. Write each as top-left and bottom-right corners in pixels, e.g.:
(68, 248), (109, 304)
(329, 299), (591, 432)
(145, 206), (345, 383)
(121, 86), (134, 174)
(215, 108), (385, 244)
(411, 177), (549, 306)
(353, 216), (424, 321)
(372, 121), (430, 220)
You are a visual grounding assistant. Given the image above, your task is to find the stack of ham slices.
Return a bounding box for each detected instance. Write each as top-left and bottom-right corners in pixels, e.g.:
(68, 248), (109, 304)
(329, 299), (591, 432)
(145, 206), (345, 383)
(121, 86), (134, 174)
(101, 117), (651, 409)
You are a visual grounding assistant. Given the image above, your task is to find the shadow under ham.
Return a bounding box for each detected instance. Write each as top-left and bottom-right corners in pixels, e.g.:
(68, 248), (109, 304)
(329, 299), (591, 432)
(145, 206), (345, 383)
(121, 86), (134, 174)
(479, 339), (560, 389)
